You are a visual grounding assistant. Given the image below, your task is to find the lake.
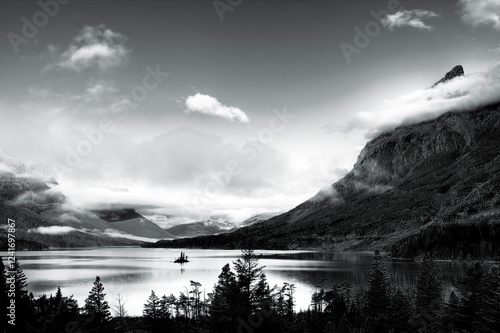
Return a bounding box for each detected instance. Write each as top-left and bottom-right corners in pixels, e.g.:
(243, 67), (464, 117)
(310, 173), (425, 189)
(16, 247), (474, 316)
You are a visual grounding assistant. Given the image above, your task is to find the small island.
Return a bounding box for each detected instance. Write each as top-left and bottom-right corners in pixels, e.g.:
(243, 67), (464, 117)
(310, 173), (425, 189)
(174, 251), (189, 263)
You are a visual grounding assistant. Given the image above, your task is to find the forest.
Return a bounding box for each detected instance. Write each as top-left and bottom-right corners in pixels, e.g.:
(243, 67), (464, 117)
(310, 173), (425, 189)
(1, 250), (499, 333)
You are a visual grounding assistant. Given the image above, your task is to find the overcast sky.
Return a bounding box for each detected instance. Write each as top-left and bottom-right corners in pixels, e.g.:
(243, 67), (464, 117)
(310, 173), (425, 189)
(1, 0), (500, 222)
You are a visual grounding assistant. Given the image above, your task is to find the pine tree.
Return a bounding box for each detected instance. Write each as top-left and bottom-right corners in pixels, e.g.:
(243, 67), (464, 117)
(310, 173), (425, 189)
(388, 286), (413, 332)
(190, 280), (202, 320)
(143, 290), (161, 320)
(456, 262), (491, 332)
(483, 265), (500, 332)
(285, 283), (296, 317)
(159, 294), (170, 319)
(442, 289), (460, 332)
(208, 263), (240, 332)
(415, 254), (443, 332)
(165, 293), (177, 317)
(233, 249), (270, 313)
(54, 286), (63, 310)
(365, 250), (391, 332)
(84, 276), (111, 325)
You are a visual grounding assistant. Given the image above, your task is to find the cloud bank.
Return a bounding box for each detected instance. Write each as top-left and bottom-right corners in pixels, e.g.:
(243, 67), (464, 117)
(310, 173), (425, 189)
(31, 226), (78, 235)
(354, 65), (500, 136)
(185, 93), (249, 123)
(460, 0), (500, 30)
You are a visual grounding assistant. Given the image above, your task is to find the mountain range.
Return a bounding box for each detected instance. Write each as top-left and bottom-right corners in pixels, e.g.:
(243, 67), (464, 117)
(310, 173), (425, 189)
(163, 214), (281, 238)
(0, 153), (176, 248)
(3, 65), (500, 259)
(147, 66), (500, 259)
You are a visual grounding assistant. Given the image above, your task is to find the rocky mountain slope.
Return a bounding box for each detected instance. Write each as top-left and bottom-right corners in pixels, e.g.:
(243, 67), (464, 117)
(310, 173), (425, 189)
(432, 65), (464, 87)
(147, 78), (500, 258)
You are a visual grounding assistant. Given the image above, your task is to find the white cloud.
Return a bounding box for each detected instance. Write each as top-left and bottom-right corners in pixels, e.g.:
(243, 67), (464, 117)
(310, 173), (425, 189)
(72, 80), (118, 103)
(489, 44), (500, 53)
(350, 65), (500, 136)
(87, 81), (117, 97)
(102, 229), (159, 243)
(382, 10), (439, 31)
(45, 108), (63, 118)
(50, 25), (129, 72)
(185, 93), (249, 123)
(459, 0), (500, 30)
(29, 86), (61, 99)
(31, 226), (78, 235)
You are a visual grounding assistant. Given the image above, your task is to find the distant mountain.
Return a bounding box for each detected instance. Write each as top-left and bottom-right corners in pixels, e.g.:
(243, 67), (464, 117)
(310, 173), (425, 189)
(93, 208), (175, 239)
(0, 153), (148, 247)
(166, 222), (228, 238)
(165, 217), (237, 238)
(147, 67), (500, 259)
(161, 213), (280, 238)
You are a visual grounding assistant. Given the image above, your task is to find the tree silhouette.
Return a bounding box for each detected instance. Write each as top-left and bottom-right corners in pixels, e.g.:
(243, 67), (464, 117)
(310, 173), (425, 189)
(143, 290), (161, 320)
(233, 249), (270, 314)
(84, 276), (111, 326)
(209, 263), (240, 332)
(365, 250), (391, 331)
(415, 254), (443, 332)
(456, 262), (493, 332)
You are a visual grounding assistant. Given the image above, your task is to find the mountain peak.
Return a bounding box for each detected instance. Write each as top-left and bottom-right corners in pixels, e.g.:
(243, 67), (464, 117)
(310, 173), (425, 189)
(432, 65), (464, 87)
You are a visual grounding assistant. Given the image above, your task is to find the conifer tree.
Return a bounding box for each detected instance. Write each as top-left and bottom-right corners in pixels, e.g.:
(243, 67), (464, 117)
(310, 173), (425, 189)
(208, 263), (240, 332)
(456, 262), (491, 332)
(484, 265), (500, 332)
(415, 254), (443, 332)
(54, 286), (63, 309)
(159, 294), (170, 319)
(84, 276), (111, 325)
(143, 290), (161, 320)
(388, 286), (413, 332)
(442, 289), (461, 332)
(233, 249), (270, 313)
(365, 250), (391, 331)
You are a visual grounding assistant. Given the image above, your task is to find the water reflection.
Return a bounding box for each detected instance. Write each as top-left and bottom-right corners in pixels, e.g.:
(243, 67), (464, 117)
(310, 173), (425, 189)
(14, 247), (476, 316)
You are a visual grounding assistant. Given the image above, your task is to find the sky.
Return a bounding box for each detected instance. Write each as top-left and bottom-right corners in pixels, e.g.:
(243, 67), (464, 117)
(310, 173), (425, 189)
(1, 0), (500, 224)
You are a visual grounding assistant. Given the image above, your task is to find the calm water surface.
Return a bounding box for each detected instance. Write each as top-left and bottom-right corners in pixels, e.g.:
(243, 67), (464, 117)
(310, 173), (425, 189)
(16, 247), (474, 316)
